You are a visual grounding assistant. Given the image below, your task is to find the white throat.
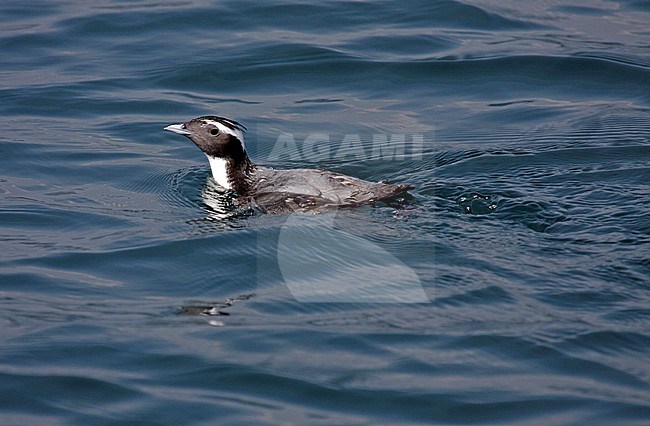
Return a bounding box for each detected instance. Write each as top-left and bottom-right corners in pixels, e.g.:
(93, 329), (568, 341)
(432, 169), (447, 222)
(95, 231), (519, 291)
(206, 155), (232, 190)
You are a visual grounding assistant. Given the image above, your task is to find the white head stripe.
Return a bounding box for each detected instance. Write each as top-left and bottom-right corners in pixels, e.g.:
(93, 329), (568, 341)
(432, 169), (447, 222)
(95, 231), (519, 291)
(204, 120), (245, 151)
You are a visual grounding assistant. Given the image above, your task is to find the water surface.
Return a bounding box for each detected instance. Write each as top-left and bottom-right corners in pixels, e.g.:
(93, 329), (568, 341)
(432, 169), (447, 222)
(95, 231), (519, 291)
(1, 0), (649, 424)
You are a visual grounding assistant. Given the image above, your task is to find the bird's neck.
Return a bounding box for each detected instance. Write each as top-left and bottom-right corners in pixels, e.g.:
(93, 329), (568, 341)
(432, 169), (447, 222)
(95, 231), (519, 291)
(206, 154), (256, 195)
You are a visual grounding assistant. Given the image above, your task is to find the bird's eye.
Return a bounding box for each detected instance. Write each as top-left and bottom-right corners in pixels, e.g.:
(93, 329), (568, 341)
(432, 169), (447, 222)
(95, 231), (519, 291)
(210, 128), (219, 136)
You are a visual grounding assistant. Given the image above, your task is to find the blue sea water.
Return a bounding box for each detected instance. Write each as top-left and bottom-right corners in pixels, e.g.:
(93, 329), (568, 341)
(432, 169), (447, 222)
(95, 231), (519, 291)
(1, 0), (649, 424)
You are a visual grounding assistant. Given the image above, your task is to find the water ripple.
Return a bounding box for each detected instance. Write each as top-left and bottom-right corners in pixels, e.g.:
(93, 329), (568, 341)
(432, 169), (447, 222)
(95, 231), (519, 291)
(1, 0), (649, 423)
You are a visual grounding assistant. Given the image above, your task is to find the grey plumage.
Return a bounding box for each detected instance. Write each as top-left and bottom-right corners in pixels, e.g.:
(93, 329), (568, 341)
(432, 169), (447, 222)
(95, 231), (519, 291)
(250, 167), (413, 213)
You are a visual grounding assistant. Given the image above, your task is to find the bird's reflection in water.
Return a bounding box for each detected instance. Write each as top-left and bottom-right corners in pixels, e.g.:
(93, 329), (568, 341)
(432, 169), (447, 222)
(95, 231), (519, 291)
(189, 178), (255, 229)
(201, 178), (240, 219)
